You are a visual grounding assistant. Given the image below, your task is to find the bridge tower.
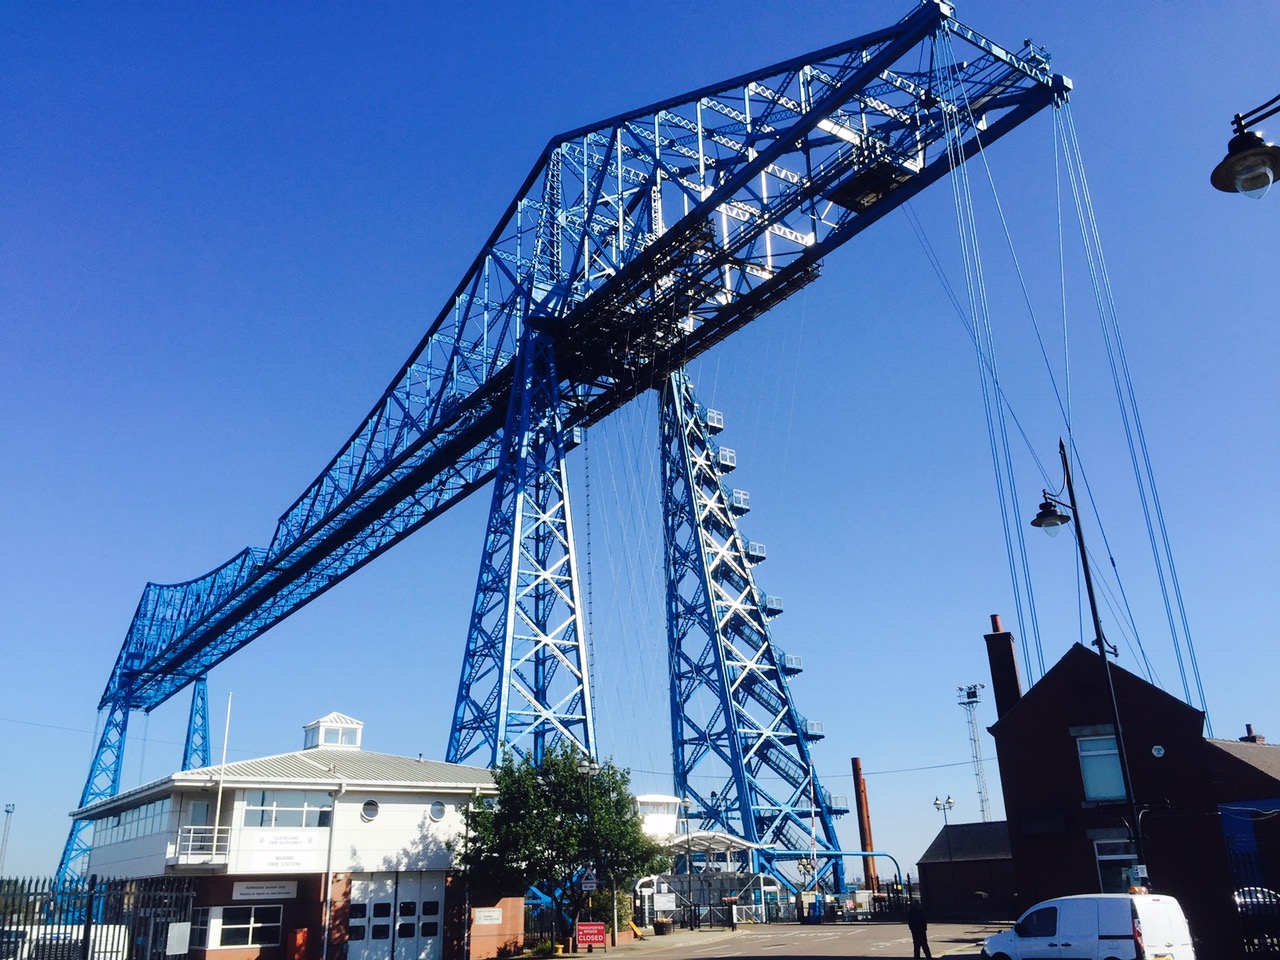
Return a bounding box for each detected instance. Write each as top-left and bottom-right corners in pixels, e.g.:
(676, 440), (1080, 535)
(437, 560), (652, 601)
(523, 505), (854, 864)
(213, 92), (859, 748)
(447, 315), (595, 766)
(662, 369), (846, 893)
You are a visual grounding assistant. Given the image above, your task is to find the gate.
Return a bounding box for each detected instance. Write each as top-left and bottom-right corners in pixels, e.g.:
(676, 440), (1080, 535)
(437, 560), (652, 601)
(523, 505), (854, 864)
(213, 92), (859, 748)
(0, 876), (195, 960)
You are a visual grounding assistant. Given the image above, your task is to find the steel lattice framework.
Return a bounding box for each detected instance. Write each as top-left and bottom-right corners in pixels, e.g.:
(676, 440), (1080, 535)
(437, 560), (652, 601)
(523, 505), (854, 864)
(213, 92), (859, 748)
(662, 370), (845, 893)
(447, 322), (595, 766)
(59, 1), (1066, 882)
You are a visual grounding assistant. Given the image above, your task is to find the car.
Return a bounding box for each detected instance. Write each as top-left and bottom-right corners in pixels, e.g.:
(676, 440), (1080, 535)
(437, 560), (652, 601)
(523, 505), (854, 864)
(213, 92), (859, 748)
(1234, 887), (1280, 913)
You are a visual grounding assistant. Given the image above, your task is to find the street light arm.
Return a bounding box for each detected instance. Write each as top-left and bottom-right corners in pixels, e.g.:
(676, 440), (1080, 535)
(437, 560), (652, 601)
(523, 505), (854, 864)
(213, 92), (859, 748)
(1234, 93), (1280, 134)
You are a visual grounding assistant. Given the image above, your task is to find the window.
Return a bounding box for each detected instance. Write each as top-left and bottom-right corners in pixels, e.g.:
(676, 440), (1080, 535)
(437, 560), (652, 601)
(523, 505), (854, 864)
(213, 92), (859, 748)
(1078, 735), (1126, 801)
(191, 909), (210, 950)
(428, 801), (446, 822)
(1095, 839), (1138, 892)
(243, 790), (333, 827)
(197, 905), (282, 949)
(1015, 906), (1057, 939)
(422, 901), (439, 916)
(94, 797), (173, 846)
(361, 800), (380, 821)
(420, 923), (438, 938)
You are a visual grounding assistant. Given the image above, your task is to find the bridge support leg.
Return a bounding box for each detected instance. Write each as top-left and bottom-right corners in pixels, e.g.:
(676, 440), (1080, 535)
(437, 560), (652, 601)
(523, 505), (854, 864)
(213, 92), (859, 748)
(182, 676), (211, 770)
(661, 368), (845, 894)
(447, 321), (594, 766)
(56, 700), (130, 883)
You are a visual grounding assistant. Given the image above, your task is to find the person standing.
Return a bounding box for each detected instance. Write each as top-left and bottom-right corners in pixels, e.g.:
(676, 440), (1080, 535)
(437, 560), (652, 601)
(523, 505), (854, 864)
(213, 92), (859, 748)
(906, 901), (932, 959)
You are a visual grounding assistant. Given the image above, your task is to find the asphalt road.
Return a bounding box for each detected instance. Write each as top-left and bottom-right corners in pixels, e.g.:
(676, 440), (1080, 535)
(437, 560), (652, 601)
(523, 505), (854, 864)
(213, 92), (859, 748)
(594, 921), (1005, 960)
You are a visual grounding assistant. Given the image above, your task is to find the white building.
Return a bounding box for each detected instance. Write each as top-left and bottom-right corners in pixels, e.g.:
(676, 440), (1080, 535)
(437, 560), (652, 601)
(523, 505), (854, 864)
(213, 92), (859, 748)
(72, 713), (522, 960)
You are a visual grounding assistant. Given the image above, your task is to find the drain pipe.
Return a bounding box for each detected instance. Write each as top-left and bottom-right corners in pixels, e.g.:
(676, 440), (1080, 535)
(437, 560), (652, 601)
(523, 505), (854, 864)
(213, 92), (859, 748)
(321, 782), (348, 960)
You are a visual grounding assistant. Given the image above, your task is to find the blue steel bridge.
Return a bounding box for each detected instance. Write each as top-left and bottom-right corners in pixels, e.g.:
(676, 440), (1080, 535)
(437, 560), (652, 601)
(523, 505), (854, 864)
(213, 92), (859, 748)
(61, 1), (1067, 895)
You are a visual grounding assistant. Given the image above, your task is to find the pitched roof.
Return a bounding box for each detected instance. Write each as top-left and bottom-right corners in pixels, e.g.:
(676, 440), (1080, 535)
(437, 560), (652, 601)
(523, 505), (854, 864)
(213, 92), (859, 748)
(917, 820), (1011, 864)
(306, 712), (363, 727)
(1207, 738), (1280, 783)
(73, 749), (493, 818)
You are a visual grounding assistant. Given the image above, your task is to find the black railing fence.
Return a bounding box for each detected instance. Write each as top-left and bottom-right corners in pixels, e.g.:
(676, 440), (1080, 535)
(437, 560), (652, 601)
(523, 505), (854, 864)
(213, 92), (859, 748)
(0, 876), (194, 960)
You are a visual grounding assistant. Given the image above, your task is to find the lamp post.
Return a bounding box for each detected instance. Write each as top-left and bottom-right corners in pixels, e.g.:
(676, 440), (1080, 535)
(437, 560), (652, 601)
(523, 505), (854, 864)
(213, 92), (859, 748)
(1211, 93), (1280, 198)
(576, 757), (601, 952)
(933, 795), (955, 910)
(1031, 438), (1146, 877)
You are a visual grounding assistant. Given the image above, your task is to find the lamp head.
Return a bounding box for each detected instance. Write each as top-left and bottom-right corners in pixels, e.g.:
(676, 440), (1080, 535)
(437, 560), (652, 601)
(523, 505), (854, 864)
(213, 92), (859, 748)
(1212, 129), (1280, 199)
(1031, 497), (1071, 536)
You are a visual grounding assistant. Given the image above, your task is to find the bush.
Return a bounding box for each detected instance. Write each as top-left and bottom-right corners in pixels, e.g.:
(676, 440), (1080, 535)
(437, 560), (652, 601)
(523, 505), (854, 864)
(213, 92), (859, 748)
(530, 940), (557, 958)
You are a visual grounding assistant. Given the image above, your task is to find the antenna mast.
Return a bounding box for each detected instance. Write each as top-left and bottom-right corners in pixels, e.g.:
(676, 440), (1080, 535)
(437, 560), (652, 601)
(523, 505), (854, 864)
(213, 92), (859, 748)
(958, 684), (992, 821)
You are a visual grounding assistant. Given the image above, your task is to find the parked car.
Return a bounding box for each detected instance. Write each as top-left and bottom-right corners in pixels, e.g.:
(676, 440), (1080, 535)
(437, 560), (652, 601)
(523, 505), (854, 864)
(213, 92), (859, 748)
(1234, 887), (1280, 912)
(982, 893), (1195, 960)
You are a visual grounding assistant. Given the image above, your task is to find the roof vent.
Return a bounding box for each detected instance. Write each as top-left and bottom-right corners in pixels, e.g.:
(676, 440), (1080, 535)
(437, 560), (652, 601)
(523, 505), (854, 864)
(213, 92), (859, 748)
(1241, 723), (1266, 745)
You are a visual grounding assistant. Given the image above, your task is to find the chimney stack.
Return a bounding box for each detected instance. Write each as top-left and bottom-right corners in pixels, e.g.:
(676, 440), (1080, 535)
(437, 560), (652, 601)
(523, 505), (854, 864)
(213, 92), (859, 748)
(984, 614), (1024, 720)
(1241, 724), (1266, 744)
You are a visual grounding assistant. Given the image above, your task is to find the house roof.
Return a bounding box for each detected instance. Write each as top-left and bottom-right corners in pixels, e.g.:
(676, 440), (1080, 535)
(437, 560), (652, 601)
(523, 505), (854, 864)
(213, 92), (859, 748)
(988, 642), (1203, 735)
(917, 820), (1011, 864)
(1207, 738), (1280, 782)
(72, 748), (494, 818)
(306, 711), (363, 727)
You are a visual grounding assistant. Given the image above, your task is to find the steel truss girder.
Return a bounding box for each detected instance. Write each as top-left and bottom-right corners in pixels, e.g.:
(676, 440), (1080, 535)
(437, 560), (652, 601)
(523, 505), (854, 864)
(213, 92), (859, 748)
(447, 322), (595, 767)
(661, 370), (845, 895)
(66, 0), (1063, 877)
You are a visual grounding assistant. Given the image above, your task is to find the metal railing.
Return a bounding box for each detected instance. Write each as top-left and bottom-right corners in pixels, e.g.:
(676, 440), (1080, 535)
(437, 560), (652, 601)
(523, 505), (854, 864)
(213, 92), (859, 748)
(171, 826), (230, 864)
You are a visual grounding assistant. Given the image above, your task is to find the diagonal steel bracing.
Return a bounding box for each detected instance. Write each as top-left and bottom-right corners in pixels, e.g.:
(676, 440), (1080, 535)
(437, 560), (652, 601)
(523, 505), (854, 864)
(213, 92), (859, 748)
(661, 369), (845, 894)
(62, 2), (1066, 878)
(448, 319), (595, 766)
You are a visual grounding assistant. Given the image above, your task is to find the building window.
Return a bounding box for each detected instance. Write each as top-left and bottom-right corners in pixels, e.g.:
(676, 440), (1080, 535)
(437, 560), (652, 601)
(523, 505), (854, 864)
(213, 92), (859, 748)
(1077, 735), (1126, 801)
(93, 797), (173, 846)
(243, 790), (333, 827)
(198, 905), (283, 949)
(428, 801), (446, 822)
(1095, 839), (1138, 892)
(191, 909), (210, 949)
(361, 800), (380, 821)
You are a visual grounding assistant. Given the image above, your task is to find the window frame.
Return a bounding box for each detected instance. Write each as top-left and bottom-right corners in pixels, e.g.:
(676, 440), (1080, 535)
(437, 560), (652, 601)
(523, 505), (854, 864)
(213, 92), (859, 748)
(1077, 734), (1127, 802)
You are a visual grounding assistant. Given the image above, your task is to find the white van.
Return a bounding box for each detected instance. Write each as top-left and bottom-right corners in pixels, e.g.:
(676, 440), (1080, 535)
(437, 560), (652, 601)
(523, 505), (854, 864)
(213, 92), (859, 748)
(982, 893), (1195, 960)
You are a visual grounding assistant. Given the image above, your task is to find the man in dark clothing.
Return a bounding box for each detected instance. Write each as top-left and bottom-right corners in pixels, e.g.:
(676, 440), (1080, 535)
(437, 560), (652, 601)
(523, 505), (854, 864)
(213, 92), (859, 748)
(906, 901), (931, 958)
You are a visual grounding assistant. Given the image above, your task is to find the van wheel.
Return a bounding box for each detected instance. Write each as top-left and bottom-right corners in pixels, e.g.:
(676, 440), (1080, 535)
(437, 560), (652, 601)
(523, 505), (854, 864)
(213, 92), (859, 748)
(991, 954), (1012, 960)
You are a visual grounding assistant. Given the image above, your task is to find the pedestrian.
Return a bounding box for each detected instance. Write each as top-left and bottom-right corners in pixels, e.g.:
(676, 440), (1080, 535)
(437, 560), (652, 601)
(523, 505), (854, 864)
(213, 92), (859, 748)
(906, 900), (931, 959)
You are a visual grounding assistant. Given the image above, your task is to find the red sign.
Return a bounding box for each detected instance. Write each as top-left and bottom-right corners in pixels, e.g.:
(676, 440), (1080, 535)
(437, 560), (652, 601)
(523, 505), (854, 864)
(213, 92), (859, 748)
(576, 923), (607, 945)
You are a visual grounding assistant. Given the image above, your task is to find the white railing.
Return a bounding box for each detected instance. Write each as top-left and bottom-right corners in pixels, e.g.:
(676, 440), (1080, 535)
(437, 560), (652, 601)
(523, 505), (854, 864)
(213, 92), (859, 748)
(172, 825), (230, 864)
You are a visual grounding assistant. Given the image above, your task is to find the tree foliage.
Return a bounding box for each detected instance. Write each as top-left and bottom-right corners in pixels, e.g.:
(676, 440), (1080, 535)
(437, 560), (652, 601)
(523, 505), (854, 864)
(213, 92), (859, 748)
(453, 744), (669, 936)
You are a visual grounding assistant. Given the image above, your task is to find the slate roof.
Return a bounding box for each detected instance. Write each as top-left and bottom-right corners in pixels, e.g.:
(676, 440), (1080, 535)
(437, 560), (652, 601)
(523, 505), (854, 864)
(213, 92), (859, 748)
(1207, 738), (1280, 782)
(73, 748), (493, 818)
(917, 820), (1012, 864)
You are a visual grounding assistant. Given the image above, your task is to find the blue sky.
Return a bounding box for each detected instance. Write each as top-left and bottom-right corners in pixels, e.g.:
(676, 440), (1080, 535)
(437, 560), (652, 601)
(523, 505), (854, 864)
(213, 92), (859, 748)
(2, 1), (1277, 881)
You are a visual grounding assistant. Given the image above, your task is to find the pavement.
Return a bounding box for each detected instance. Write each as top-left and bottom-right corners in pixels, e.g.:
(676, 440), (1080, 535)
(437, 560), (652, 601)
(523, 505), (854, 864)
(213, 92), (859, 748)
(574, 920), (1009, 959)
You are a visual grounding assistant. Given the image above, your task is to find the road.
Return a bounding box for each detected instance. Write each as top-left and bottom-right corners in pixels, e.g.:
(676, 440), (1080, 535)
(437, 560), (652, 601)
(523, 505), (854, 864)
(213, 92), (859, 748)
(596, 921), (1003, 960)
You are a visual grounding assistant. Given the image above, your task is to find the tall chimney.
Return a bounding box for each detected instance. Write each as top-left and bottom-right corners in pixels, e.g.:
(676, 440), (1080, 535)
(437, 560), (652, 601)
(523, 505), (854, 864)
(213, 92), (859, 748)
(851, 757), (879, 890)
(984, 613), (1023, 720)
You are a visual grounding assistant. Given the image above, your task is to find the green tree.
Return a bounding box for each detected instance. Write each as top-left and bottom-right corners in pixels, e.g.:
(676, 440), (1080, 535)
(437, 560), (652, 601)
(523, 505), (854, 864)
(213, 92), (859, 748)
(453, 744), (669, 942)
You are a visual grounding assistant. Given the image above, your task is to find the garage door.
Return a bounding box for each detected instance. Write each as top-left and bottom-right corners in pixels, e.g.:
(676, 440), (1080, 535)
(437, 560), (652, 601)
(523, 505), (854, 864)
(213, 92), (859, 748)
(347, 872), (445, 960)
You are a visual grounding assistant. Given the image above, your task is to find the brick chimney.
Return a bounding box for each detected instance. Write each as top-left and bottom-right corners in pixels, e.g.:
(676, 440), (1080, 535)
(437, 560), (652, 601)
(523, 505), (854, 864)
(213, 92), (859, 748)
(1241, 724), (1266, 744)
(984, 614), (1024, 720)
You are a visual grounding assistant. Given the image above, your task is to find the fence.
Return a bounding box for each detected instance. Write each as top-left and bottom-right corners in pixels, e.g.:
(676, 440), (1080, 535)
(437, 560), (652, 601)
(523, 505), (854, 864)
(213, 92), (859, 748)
(0, 876), (195, 960)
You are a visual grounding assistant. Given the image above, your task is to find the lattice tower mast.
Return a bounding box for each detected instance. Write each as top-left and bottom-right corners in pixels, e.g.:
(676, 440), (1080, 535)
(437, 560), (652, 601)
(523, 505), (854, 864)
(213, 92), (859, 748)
(959, 683), (992, 822)
(57, 2), (1065, 881)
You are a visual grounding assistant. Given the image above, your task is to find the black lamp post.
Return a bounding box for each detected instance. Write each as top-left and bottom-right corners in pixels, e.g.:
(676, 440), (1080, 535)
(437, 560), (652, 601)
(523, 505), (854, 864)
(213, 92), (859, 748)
(1031, 438), (1146, 879)
(681, 795), (694, 929)
(1211, 93), (1280, 198)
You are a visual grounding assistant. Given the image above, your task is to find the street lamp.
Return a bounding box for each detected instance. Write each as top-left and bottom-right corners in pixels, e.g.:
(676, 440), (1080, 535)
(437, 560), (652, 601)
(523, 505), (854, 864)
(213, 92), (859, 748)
(1211, 93), (1280, 198)
(576, 757), (600, 873)
(1031, 438), (1146, 876)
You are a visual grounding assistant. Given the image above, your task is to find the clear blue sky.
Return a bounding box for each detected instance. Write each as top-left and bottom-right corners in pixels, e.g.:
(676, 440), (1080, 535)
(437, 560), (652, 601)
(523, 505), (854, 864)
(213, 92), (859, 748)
(2, 1), (1277, 880)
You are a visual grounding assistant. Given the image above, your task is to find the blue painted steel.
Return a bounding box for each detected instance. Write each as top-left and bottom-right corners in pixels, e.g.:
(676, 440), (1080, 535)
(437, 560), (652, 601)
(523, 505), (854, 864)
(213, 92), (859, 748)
(447, 320), (595, 766)
(183, 677), (211, 771)
(56, 702), (129, 885)
(661, 370), (846, 895)
(61, 2), (1064, 878)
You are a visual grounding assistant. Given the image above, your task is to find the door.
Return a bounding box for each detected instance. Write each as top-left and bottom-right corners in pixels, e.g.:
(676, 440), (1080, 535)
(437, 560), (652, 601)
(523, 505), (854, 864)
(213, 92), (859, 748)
(1011, 905), (1060, 960)
(347, 873), (444, 960)
(1053, 899), (1097, 960)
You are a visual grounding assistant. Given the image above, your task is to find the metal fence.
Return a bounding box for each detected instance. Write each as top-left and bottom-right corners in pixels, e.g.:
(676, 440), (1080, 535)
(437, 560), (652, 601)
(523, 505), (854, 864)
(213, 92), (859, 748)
(0, 876), (195, 960)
